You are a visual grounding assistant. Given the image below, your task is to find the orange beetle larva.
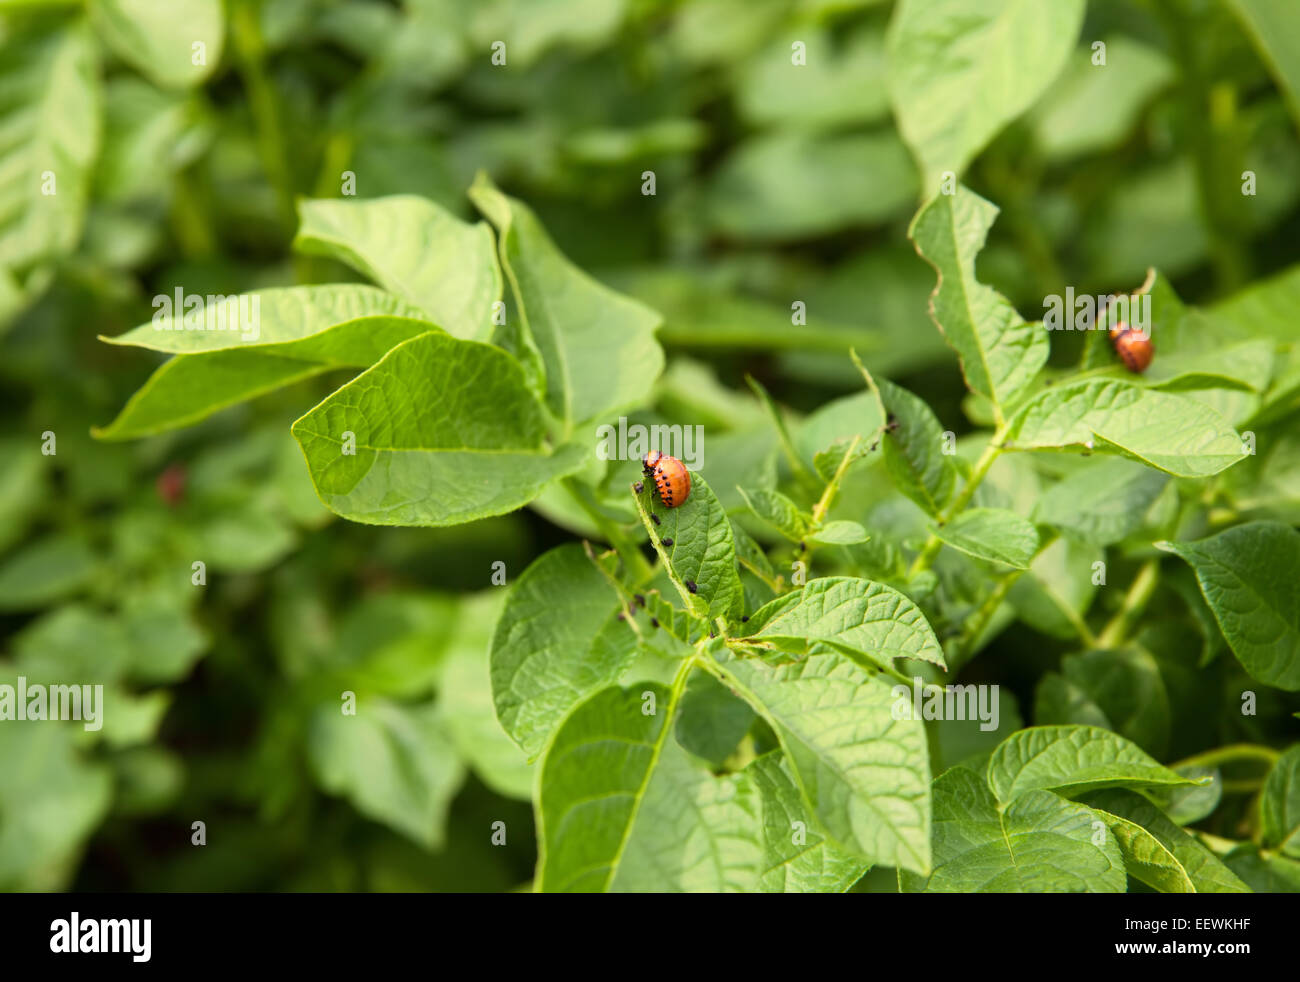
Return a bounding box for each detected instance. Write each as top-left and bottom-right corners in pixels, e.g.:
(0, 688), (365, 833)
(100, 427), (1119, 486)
(642, 451), (691, 508)
(1109, 321), (1154, 373)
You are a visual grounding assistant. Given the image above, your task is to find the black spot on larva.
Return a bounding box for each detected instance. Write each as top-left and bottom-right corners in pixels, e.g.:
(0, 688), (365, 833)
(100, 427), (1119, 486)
(686, 580), (697, 593)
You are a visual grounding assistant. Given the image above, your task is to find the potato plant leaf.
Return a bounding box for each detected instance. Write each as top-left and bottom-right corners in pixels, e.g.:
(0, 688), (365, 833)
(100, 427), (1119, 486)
(294, 196), (501, 341)
(932, 507), (1039, 569)
(740, 575), (946, 670)
(706, 646), (932, 873)
(537, 682), (761, 893)
(470, 173), (664, 433)
(291, 331), (587, 526)
(1005, 380), (1247, 478)
(901, 766), (1124, 893)
(908, 187), (1049, 413)
(887, 0), (1085, 192)
(987, 726), (1202, 803)
(878, 377), (957, 516)
(1159, 522), (1300, 690)
(489, 543), (639, 759)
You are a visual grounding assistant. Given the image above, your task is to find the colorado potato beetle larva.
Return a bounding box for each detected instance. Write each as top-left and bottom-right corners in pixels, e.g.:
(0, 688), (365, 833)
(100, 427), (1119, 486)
(1109, 321), (1153, 373)
(642, 451), (691, 508)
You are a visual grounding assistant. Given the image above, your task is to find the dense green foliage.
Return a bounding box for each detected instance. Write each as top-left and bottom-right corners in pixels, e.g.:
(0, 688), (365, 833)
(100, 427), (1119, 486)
(2, 0), (1299, 893)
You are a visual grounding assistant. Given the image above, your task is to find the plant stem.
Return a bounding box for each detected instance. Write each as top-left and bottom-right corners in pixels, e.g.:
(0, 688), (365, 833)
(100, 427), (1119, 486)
(1171, 744), (1282, 772)
(907, 432), (1005, 578)
(811, 434), (861, 525)
(952, 568), (1025, 663)
(231, 0), (297, 233)
(1096, 559), (1160, 648)
(169, 167), (216, 258)
(565, 479), (652, 583)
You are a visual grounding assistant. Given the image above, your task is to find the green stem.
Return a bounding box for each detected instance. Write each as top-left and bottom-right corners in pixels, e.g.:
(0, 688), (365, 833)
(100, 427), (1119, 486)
(951, 569), (1025, 663)
(565, 479), (652, 584)
(1170, 744), (1282, 772)
(811, 434), (861, 526)
(1096, 559), (1159, 648)
(746, 375), (820, 495)
(169, 167), (216, 258)
(231, 0), (297, 233)
(908, 433), (1005, 578)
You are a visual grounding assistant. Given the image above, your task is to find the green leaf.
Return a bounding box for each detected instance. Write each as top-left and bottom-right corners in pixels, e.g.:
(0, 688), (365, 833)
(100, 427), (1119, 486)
(470, 173), (664, 432)
(96, 352), (332, 440)
(1261, 746), (1300, 856)
(294, 196), (501, 340)
(1159, 522), (1300, 690)
(1224, 0), (1300, 134)
(638, 474), (744, 621)
(438, 593), (533, 800)
(808, 520), (870, 546)
(1223, 843), (1300, 891)
(1008, 536), (1101, 640)
(707, 646), (932, 873)
(0, 710), (112, 890)
(909, 187), (1049, 412)
(102, 285), (429, 355)
(1085, 789), (1251, 893)
(987, 726), (1201, 803)
(291, 331), (587, 527)
(737, 486), (811, 542)
(1089, 809), (1194, 893)
(0, 19), (100, 278)
(0, 533), (97, 611)
(1005, 380), (1247, 478)
(731, 521), (777, 585)
(746, 752), (870, 893)
(878, 377), (957, 516)
(933, 507), (1039, 569)
(1144, 766), (1224, 827)
(887, 0), (1085, 192)
(674, 671), (757, 768)
(490, 544), (638, 759)
(1034, 459), (1170, 546)
(1035, 647), (1170, 758)
(737, 25), (889, 132)
(537, 681), (762, 892)
(96, 285), (433, 439)
(901, 766), (1124, 893)
(308, 698), (465, 850)
(741, 576), (946, 670)
(89, 0), (224, 88)
(1029, 36), (1175, 163)
(706, 130), (917, 239)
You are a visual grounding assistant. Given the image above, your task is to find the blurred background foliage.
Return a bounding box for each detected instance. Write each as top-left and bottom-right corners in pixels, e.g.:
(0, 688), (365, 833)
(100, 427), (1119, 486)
(1, 0), (1298, 891)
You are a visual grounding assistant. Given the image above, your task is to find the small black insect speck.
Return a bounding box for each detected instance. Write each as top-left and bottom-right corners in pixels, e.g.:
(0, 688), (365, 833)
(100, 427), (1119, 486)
(650, 617), (659, 629)
(633, 481), (644, 494)
(651, 513), (660, 526)
(685, 580), (697, 593)
(634, 593), (645, 607)
(741, 615), (749, 622)
(662, 537), (673, 546)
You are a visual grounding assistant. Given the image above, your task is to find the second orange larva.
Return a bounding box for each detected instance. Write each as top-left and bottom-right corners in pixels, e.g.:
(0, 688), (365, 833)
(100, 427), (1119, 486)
(1109, 321), (1154, 373)
(643, 451), (691, 508)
